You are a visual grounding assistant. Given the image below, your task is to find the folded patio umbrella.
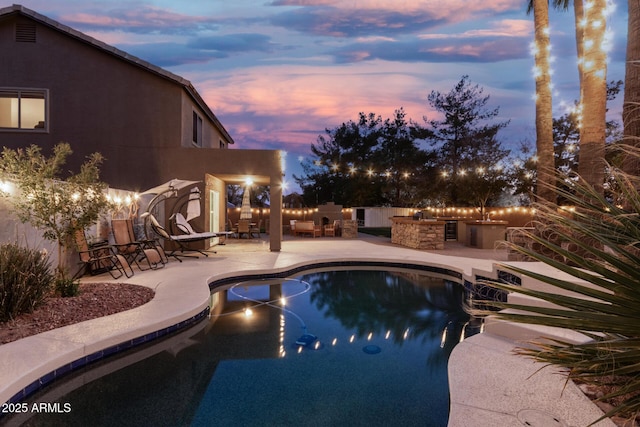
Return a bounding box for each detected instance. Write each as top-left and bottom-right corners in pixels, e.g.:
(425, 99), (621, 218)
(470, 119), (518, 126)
(186, 187), (201, 222)
(142, 178), (201, 214)
(141, 178), (200, 196)
(240, 185), (252, 220)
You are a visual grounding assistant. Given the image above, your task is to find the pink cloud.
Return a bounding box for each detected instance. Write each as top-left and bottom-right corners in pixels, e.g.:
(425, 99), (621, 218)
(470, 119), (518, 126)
(419, 19), (532, 40)
(195, 62), (437, 150)
(302, 0), (521, 19)
(59, 6), (216, 32)
(271, 0), (338, 4)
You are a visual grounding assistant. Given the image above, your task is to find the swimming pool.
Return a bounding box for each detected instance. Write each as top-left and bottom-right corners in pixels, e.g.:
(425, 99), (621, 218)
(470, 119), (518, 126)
(7, 267), (479, 426)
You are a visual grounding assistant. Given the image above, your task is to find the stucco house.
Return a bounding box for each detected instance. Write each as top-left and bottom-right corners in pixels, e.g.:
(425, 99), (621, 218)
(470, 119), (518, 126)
(0, 4), (283, 251)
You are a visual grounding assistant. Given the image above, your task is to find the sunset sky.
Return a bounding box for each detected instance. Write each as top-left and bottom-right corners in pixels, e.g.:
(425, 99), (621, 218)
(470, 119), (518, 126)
(16, 0), (628, 193)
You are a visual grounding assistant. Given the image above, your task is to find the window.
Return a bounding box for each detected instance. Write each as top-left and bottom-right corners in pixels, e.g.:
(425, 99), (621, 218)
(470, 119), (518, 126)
(0, 89), (47, 131)
(192, 111), (203, 147)
(219, 139), (225, 149)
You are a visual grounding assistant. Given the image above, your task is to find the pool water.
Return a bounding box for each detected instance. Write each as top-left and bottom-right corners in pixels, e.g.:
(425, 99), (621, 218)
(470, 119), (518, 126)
(12, 268), (477, 427)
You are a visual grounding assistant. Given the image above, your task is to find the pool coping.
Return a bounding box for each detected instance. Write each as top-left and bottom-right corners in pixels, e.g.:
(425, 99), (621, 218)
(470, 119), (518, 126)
(0, 238), (615, 426)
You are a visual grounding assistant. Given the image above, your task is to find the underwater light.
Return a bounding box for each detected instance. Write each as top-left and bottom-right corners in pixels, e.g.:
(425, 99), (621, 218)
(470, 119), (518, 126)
(363, 345), (382, 355)
(295, 333), (317, 347)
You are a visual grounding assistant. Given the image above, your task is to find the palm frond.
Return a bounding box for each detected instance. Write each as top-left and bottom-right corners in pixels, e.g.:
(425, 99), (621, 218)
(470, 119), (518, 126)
(472, 147), (640, 422)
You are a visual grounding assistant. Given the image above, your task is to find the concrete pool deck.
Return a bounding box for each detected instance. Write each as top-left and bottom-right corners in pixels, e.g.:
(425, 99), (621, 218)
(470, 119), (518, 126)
(0, 234), (614, 426)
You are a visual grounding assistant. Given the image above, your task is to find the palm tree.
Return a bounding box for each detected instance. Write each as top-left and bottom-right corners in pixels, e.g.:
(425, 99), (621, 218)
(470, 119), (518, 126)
(528, 0), (556, 203)
(536, 0), (609, 195)
(576, 0), (609, 195)
(622, 0), (640, 180)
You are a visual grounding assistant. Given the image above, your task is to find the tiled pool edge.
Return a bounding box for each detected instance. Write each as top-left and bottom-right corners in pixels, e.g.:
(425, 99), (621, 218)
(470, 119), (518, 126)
(4, 307), (210, 407)
(1, 256), (520, 413)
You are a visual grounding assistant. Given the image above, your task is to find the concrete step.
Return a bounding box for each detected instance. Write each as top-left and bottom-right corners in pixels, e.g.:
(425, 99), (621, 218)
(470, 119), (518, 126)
(507, 292), (566, 310)
(484, 299), (592, 345)
(484, 316), (591, 344)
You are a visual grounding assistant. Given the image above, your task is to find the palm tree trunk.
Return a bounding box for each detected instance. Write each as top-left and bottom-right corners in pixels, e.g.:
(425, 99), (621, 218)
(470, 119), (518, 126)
(533, 0), (555, 203)
(623, 0), (640, 178)
(577, 0), (608, 195)
(573, 0), (585, 115)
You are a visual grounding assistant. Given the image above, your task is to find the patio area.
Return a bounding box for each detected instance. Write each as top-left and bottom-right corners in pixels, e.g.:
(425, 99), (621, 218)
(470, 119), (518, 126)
(0, 232), (614, 426)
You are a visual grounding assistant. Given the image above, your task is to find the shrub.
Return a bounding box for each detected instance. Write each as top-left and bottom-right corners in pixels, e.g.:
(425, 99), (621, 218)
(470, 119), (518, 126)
(0, 243), (54, 322)
(54, 277), (80, 298)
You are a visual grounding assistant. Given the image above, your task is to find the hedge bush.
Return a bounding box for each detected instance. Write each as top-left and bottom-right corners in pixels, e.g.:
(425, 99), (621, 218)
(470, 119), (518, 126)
(0, 243), (54, 322)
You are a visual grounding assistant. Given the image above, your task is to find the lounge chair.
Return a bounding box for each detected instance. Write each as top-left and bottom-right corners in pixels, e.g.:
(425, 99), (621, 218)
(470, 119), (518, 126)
(144, 213), (230, 261)
(112, 219), (164, 270)
(125, 217), (168, 264)
(73, 228), (133, 279)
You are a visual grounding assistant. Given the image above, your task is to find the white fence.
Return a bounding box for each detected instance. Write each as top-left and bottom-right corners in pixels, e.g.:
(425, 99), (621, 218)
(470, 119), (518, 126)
(351, 207), (413, 228)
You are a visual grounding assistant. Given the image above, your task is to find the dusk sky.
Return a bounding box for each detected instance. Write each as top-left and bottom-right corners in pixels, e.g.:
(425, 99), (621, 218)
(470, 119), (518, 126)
(17, 0), (628, 193)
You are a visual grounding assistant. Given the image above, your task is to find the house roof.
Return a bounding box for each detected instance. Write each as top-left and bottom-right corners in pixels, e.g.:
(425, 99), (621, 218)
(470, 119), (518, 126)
(0, 4), (235, 144)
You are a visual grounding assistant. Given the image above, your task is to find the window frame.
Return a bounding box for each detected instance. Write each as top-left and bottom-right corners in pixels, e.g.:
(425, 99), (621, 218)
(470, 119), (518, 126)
(192, 110), (203, 147)
(0, 88), (49, 132)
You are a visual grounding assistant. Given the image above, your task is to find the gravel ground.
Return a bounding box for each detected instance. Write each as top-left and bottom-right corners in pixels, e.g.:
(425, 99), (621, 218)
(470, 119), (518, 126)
(0, 282), (154, 345)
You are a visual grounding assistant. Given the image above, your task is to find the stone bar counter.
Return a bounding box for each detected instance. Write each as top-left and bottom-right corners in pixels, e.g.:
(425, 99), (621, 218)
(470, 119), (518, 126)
(464, 220), (508, 249)
(390, 217), (445, 250)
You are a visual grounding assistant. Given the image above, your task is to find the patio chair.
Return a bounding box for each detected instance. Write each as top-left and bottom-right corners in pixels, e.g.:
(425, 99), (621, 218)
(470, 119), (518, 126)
(250, 219), (262, 238)
(125, 217), (168, 264)
(73, 228), (133, 279)
(228, 219), (238, 238)
(112, 219), (164, 270)
(237, 219), (251, 238)
(324, 220), (340, 237)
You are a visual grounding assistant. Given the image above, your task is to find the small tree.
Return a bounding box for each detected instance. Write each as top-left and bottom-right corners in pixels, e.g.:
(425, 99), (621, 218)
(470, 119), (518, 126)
(0, 143), (112, 280)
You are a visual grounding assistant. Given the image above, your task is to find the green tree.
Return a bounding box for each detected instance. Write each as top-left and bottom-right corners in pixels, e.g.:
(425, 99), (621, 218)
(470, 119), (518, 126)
(0, 143), (112, 279)
(294, 113), (390, 206)
(373, 109), (433, 206)
(423, 75), (511, 209)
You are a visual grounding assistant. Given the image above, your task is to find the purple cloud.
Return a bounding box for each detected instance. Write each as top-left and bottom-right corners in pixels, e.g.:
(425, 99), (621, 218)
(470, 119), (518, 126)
(119, 42), (226, 67)
(188, 34), (275, 54)
(59, 5), (220, 35)
(330, 37), (530, 64)
(270, 8), (447, 38)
